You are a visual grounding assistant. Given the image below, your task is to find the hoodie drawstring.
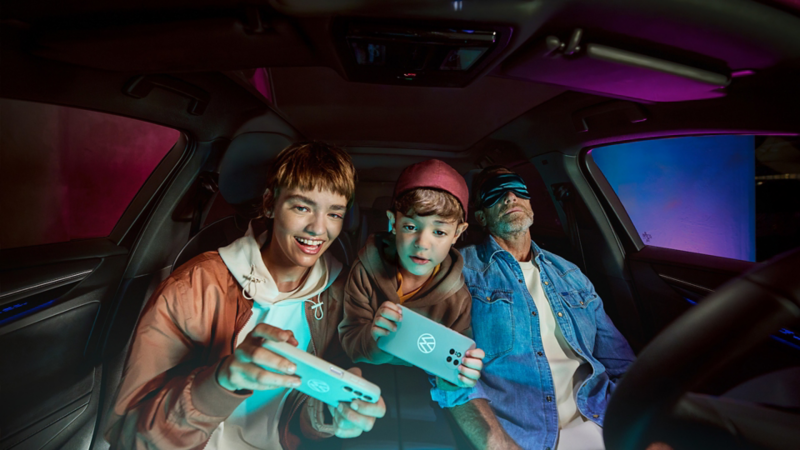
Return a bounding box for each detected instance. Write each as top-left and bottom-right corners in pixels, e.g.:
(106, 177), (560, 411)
(242, 265), (263, 300)
(243, 264), (324, 320)
(305, 296), (324, 321)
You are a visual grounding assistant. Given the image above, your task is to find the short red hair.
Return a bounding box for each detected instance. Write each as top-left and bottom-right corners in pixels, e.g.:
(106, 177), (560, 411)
(262, 141), (356, 215)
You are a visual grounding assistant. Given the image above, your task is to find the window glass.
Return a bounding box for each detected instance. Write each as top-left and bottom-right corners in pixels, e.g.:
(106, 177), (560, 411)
(591, 135), (800, 262)
(243, 68), (273, 103)
(0, 98), (180, 249)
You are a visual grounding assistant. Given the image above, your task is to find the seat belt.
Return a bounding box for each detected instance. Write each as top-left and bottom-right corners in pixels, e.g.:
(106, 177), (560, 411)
(171, 172), (219, 237)
(553, 183), (587, 271)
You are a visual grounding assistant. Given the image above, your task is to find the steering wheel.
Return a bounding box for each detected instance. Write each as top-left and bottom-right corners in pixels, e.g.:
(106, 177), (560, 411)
(604, 248), (800, 450)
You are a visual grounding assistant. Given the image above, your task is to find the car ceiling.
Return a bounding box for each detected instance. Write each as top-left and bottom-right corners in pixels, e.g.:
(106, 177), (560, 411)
(270, 66), (564, 151)
(2, 0), (800, 155)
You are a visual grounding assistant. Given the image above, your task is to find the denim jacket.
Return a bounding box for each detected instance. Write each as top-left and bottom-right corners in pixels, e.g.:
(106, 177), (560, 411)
(432, 235), (635, 450)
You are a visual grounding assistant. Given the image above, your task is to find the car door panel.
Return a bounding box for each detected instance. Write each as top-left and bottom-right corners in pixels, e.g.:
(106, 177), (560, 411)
(0, 246), (128, 450)
(627, 246), (755, 333)
(625, 246), (800, 396)
(576, 138), (800, 403)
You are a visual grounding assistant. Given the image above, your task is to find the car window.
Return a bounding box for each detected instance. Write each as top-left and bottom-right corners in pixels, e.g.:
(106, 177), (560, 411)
(243, 68), (273, 103)
(590, 135), (800, 262)
(0, 98), (180, 249)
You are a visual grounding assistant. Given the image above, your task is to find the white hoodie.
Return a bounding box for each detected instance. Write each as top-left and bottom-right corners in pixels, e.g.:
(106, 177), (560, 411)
(206, 222), (342, 450)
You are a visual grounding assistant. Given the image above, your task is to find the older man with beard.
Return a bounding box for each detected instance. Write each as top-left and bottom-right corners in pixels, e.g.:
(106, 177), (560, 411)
(434, 166), (635, 450)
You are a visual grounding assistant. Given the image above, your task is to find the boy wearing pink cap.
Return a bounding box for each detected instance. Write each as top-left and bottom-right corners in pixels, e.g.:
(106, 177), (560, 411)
(339, 159), (485, 388)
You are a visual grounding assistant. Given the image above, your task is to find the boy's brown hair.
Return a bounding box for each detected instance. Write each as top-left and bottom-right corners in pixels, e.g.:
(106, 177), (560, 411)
(393, 188), (465, 224)
(262, 141), (357, 215)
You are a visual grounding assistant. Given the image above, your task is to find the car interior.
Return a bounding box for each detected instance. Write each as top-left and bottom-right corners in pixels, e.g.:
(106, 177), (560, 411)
(1, 0), (799, 449)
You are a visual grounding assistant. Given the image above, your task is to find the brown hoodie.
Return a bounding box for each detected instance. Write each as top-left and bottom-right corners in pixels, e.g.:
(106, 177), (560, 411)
(339, 233), (472, 364)
(104, 251), (347, 450)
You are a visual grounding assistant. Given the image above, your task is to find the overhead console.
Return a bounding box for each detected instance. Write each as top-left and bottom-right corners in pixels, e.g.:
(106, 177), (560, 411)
(501, 28), (734, 102)
(332, 19), (512, 87)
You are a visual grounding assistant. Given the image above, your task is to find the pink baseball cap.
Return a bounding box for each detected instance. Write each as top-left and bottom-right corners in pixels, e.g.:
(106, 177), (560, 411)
(392, 159), (469, 220)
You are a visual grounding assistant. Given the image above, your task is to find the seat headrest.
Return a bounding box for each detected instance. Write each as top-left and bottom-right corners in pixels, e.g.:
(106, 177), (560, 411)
(463, 169), (481, 204)
(343, 202), (361, 233)
(372, 196), (393, 212)
(218, 132), (294, 206)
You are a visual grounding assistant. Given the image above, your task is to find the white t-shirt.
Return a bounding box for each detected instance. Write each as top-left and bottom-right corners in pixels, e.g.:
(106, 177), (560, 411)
(518, 259), (605, 450)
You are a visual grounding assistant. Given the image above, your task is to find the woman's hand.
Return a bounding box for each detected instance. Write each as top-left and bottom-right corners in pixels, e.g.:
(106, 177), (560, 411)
(216, 323), (302, 392)
(326, 367), (387, 438)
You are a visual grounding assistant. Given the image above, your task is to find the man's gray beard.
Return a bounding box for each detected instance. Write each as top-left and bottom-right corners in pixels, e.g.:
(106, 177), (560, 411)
(487, 211), (534, 240)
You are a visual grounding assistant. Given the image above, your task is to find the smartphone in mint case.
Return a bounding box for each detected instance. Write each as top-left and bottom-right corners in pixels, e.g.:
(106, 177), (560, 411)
(377, 304), (476, 385)
(262, 340), (381, 407)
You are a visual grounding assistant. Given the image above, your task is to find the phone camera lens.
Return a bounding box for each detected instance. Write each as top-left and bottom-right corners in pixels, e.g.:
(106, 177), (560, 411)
(454, 360), (459, 365)
(449, 349), (455, 355)
(447, 356), (452, 362)
(354, 391), (363, 396)
(344, 386), (353, 392)
(363, 395), (372, 401)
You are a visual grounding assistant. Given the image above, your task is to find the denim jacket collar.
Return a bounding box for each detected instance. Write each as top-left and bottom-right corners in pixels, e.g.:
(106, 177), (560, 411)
(475, 233), (545, 270)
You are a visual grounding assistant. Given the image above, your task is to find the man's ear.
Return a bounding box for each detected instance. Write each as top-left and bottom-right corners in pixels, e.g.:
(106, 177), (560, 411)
(474, 210), (487, 228)
(386, 210), (396, 234)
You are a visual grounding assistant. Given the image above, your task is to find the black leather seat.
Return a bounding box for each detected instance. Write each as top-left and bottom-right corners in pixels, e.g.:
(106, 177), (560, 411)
(329, 202), (366, 267)
(172, 132), (294, 271)
(365, 195), (392, 235)
(172, 215), (249, 272)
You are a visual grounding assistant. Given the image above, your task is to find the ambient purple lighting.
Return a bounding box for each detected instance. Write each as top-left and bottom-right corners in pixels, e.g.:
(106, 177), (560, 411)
(249, 68), (273, 103)
(586, 130), (797, 147)
(731, 69), (756, 77)
(592, 135), (755, 261)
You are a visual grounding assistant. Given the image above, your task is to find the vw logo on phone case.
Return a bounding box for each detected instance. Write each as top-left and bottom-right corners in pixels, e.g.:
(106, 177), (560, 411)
(307, 379), (331, 393)
(417, 333), (436, 353)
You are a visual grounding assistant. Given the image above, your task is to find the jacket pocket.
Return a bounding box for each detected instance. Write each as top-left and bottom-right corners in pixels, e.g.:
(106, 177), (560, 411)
(470, 289), (514, 360)
(559, 290), (598, 350)
(559, 290), (598, 309)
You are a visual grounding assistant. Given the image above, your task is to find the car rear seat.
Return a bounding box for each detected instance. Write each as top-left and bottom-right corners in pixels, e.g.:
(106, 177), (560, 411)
(172, 213), (248, 272)
(333, 202), (367, 267)
(343, 363), (471, 450)
(364, 196), (393, 235)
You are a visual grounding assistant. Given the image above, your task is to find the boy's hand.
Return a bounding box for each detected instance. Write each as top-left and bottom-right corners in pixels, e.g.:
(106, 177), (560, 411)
(217, 323), (302, 392)
(327, 367), (387, 438)
(456, 348), (485, 388)
(370, 302), (403, 341)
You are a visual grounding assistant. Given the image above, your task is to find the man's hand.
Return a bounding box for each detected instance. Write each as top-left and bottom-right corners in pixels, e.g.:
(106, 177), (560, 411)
(217, 323), (302, 392)
(456, 347), (485, 388)
(327, 367), (386, 438)
(371, 302), (403, 341)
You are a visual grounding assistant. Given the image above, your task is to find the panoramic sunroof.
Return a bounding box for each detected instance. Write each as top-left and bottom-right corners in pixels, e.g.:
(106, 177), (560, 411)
(334, 19), (512, 87)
